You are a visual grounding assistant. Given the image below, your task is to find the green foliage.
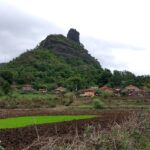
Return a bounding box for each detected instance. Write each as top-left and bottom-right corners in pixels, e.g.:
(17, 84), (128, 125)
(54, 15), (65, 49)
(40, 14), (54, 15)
(93, 99), (104, 109)
(0, 79), (12, 95)
(98, 69), (112, 86)
(0, 70), (13, 84)
(0, 34), (102, 91)
(0, 145), (4, 150)
(101, 91), (113, 98)
(1, 34), (150, 93)
(2, 82), (11, 95)
(66, 76), (83, 91)
(0, 115), (95, 129)
(63, 92), (76, 106)
(0, 93), (61, 108)
(110, 70), (136, 88)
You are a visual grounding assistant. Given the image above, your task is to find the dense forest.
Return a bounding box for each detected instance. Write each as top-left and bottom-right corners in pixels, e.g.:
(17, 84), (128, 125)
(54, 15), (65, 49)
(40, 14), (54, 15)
(0, 29), (150, 94)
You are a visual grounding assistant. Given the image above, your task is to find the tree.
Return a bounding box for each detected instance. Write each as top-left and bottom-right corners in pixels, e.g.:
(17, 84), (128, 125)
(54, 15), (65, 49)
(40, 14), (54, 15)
(98, 69), (112, 86)
(67, 76), (82, 91)
(110, 70), (122, 87)
(0, 70), (13, 84)
(0, 72), (13, 95)
(1, 81), (12, 95)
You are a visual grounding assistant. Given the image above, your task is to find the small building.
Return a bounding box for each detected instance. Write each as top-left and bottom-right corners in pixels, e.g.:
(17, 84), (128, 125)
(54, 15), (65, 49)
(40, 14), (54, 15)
(123, 84), (140, 96)
(99, 86), (113, 94)
(22, 84), (34, 92)
(80, 88), (95, 97)
(113, 88), (122, 96)
(141, 86), (150, 96)
(39, 88), (47, 94)
(54, 86), (66, 94)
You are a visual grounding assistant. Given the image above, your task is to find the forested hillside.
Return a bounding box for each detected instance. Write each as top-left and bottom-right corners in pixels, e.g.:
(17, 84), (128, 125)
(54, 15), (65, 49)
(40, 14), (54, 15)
(1, 29), (150, 92)
(0, 29), (102, 91)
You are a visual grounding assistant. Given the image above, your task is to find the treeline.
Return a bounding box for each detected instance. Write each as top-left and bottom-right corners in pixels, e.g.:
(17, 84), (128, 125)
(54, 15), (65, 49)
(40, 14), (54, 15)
(98, 69), (150, 88)
(1, 67), (150, 95)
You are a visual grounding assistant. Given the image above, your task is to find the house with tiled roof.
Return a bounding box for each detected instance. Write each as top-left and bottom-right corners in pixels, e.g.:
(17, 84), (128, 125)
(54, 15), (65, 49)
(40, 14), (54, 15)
(80, 88), (95, 97)
(99, 86), (113, 94)
(123, 84), (140, 96)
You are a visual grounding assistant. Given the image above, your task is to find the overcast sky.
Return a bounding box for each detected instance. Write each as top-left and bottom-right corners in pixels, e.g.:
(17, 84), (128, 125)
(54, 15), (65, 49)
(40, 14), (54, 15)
(0, 0), (150, 75)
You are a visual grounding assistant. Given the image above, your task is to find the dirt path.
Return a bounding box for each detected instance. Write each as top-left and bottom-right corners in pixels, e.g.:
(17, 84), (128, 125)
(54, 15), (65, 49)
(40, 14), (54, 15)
(0, 108), (136, 118)
(0, 108), (135, 150)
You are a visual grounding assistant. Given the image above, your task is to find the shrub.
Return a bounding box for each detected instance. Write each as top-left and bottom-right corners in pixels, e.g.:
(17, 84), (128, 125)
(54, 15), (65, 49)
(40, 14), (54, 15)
(28, 112), (150, 150)
(62, 98), (73, 106)
(93, 99), (104, 109)
(101, 91), (113, 98)
(0, 145), (4, 150)
(48, 101), (56, 108)
(63, 92), (76, 106)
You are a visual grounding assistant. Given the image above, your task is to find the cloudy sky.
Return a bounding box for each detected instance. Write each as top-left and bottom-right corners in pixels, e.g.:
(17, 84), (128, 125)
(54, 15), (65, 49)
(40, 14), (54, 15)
(0, 0), (150, 75)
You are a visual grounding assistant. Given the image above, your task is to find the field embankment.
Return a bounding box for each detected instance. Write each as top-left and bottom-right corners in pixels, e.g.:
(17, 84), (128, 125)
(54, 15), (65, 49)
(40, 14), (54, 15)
(0, 109), (132, 150)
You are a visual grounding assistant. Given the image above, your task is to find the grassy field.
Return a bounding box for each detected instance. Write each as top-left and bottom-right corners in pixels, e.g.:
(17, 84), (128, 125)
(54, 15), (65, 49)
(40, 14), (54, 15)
(0, 115), (96, 129)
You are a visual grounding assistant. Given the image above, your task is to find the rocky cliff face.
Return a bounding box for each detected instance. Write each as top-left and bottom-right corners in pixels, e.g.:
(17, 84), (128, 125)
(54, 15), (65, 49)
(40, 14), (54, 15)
(67, 28), (80, 43)
(39, 31), (100, 67)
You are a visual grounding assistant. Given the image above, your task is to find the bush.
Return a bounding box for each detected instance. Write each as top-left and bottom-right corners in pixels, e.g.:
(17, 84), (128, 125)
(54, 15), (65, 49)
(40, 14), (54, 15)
(63, 92), (76, 106)
(62, 98), (73, 106)
(101, 91), (113, 98)
(0, 144), (4, 150)
(93, 99), (104, 109)
(48, 101), (56, 108)
(29, 113), (150, 150)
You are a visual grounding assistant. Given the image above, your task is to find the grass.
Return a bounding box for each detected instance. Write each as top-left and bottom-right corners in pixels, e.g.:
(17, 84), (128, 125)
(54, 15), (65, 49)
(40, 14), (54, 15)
(29, 113), (150, 150)
(0, 115), (96, 129)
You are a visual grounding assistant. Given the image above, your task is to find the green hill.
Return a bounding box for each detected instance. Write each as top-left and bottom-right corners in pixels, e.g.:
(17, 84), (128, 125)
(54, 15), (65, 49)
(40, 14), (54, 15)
(1, 29), (102, 91)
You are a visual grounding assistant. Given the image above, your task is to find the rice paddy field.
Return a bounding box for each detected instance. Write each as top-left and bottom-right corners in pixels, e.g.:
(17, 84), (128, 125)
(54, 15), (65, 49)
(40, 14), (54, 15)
(0, 108), (131, 149)
(0, 115), (95, 129)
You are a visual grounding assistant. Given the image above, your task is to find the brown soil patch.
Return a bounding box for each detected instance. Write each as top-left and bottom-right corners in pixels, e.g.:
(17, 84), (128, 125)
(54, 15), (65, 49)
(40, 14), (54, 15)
(0, 109), (134, 150)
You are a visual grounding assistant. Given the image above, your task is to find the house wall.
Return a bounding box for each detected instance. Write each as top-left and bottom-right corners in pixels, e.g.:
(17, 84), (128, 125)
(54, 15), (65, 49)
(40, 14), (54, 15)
(84, 91), (95, 97)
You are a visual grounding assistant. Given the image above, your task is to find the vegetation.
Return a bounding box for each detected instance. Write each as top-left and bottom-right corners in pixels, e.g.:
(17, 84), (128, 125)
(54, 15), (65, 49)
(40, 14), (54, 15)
(0, 115), (96, 129)
(0, 145), (4, 150)
(0, 34), (102, 92)
(0, 34), (150, 95)
(29, 113), (150, 150)
(93, 99), (104, 109)
(1, 31), (150, 150)
(0, 92), (61, 108)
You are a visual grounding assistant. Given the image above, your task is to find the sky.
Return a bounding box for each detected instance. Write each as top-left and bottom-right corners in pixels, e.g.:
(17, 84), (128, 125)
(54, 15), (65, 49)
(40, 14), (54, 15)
(0, 0), (150, 75)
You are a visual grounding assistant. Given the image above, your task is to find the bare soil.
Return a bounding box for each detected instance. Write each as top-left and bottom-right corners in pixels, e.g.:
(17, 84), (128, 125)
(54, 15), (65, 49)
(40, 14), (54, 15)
(0, 108), (135, 150)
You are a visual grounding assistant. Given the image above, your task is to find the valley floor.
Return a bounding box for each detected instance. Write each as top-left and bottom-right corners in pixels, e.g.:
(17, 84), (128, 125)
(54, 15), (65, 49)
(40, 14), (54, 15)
(0, 108), (138, 150)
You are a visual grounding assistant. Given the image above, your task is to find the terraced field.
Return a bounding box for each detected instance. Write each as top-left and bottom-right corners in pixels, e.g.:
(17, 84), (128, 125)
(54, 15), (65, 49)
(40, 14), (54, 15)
(0, 115), (95, 129)
(0, 108), (132, 150)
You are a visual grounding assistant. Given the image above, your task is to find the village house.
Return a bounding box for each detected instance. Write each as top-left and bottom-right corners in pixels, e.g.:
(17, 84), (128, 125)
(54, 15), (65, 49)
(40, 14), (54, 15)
(54, 86), (66, 94)
(39, 88), (47, 94)
(99, 86), (113, 94)
(80, 88), (95, 97)
(22, 84), (34, 92)
(141, 86), (150, 96)
(123, 84), (140, 96)
(113, 88), (122, 96)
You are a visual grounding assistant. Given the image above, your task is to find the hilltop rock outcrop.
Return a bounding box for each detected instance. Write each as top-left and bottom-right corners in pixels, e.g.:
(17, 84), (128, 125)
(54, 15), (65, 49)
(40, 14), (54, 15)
(67, 28), (80, 43)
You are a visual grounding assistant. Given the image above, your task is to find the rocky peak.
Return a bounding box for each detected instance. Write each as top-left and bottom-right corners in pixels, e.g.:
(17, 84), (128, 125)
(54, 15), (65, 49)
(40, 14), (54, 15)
(67, 28), (80, 43)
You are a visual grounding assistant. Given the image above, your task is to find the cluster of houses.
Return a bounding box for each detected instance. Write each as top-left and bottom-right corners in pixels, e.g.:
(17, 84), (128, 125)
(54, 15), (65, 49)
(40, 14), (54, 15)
(21, 84), (66, 94)
(80, 84), (150, 97)
(12, 84), (150, 97)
